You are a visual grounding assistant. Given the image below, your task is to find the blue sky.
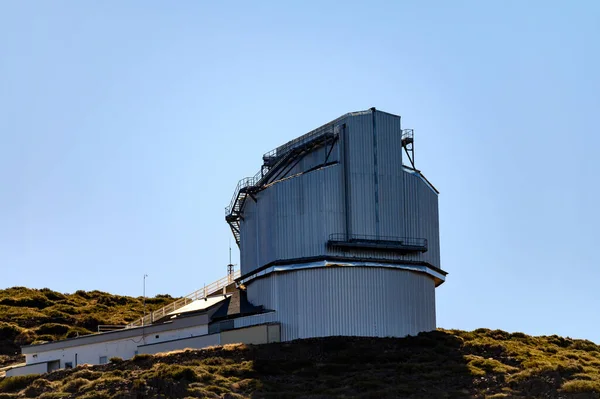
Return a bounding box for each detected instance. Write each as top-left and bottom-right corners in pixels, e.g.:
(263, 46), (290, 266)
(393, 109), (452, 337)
(1, 2), (599, 342)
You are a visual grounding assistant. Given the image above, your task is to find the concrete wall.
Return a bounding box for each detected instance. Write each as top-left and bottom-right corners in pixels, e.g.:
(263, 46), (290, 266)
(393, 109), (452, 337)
(23, 324), (209, 368)
(11, 322), (280, 376)
(138, 333), (220, 355)
(137, 324), (280, 355)
(221, 324), (277, 345)
(6, 362), (48, 377)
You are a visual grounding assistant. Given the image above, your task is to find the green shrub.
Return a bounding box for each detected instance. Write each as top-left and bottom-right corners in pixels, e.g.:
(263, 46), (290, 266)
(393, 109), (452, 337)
(22, 378), (54, 398)
(132, 354), (152, 363)
(0, 295), (52, 309)
(0, 375), (39, 393)
(61, 377), (90, 393)
(36, 323), (70, 335)
(109, 357), (123, 364)
(38, 393), (70, 398)
(561, 379), (600, 393)
(74, 290), (90, 299)
(71, 369), (101, 381)
(14, 329), (36, 346)
(0, 323), (22, 340)
(39, 289), (65, 301)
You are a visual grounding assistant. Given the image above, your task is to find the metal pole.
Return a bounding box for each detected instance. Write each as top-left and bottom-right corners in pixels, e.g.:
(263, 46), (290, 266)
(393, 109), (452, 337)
(143, 274), (148, 326)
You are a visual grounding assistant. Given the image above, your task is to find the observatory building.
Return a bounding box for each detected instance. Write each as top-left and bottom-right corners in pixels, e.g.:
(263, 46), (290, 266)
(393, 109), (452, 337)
(7, 108), (445, 377)
(225, 107), (446, 340)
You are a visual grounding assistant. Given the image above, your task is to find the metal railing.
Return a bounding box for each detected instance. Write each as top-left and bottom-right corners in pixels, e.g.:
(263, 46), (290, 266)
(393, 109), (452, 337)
(226, 124), (337, 217)
(401, 129), (414, 143)
(97, 325), (127, 333)
(328, 233), (428, 249)
(270, 123), (335, 159)
(225, 169), (264, 216)
(126, 270), (241, 328)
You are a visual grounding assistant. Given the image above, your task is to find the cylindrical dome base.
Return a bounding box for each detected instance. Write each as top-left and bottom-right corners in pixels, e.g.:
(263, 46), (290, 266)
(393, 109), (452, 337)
(246, 266), (436, 341)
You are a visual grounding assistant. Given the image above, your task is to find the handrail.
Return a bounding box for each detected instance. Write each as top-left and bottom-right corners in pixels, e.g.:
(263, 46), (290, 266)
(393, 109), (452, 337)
(225, 169), (264, 216)
(329, 233), (427, 247)
(226, 126), (337, 217)
(126, 270), (241, 328)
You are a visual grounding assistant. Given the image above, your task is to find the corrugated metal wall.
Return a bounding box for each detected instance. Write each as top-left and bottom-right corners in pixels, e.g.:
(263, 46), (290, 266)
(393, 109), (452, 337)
(375, 112), (405, 237)
(239, 109), (441, 275)
(246, 267), (436, 341)
(266, 142), (340, 182)
(345, 113), (377, 236)
(240, 165), (345, 275)
(402, 170), (441, 267)
(233, 312), (278, 328)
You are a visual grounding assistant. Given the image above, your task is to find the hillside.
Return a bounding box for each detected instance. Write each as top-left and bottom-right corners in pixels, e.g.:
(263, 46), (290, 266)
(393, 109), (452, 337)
(0, 287), (175, 368)
(0, 287), (599, 398)
(0, 330), (599, 398)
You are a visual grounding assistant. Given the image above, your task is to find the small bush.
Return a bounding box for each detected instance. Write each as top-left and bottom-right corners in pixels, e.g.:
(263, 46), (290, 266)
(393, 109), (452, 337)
(36, 323), (70, 335)
(71, 369), (101, 381)
(132, 354), (152, 363)
(109, 357), (123, 364)
(39, 289), (65, 301)
(0, 375), (39, 393)
(561, 379), (600, 393)
(38, 393), (70, 399)
(74, 290), (90, 299)
(13, 329), (36, 346)
(61, 377), (90, 393)
(22, 378), (54, 398)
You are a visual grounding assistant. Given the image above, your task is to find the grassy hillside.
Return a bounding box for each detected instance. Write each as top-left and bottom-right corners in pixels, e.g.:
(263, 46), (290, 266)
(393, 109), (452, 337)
(0, 287), (599, 398)
(0, 329), (599, 398)
(0, 287), (175, 368)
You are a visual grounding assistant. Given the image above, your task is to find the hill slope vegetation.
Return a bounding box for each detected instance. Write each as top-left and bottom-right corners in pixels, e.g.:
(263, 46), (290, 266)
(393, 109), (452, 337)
(0, 287), (174, 368)
(0, 287), (599, 398)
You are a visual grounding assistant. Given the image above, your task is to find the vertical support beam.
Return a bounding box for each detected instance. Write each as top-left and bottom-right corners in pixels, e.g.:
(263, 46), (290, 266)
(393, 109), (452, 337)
(341, 123), (352, 240)
(371, 108), (380, 238)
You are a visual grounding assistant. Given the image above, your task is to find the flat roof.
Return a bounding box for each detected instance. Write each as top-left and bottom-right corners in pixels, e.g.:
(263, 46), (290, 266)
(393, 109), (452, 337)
(167, 296), (229, 317)
(22, 312), (210, 354)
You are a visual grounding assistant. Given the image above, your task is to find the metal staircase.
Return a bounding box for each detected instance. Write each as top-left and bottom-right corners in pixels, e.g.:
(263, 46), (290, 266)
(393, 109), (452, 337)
(126, 270), (241, 328)
(225, 124), (339, 247)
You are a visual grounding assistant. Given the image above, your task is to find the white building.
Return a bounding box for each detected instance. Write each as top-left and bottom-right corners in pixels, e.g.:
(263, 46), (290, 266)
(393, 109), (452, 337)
(7, 290), (279, 377)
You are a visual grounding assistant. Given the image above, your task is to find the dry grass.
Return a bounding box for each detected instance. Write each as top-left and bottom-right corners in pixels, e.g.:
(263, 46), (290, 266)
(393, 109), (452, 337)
(0, 287), (175, 359)
(1, 286), (600, 398)
(0, 329), (598, 398)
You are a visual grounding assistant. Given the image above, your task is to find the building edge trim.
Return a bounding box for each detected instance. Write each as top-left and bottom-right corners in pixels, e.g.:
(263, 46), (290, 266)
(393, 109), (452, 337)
(239, 259), (446, 287)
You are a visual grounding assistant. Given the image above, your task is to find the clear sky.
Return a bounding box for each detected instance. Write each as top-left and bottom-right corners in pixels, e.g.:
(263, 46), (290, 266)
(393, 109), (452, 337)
(1, 2), (599, 342)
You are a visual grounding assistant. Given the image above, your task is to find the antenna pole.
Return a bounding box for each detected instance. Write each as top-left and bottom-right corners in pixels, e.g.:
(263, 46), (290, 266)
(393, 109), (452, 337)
(143, 274), (148, 326)
(227, 241), (235, 283)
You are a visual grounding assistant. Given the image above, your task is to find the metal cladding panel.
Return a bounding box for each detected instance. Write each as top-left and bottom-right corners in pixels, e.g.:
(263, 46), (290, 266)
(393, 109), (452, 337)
(275, 142), (340, 180)
(238, 109), (440, 274)
(240, 165), (344, 275)
(375, 112), (405, 237)
(246, 267), (436, 341)
(233, 312), (277, 329)
(345, 114), (377, 236)
(240, 198), (258, 276)
(402, 170), (441, 268)
(327, 170), (440, 270)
